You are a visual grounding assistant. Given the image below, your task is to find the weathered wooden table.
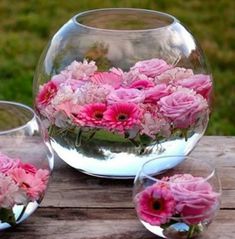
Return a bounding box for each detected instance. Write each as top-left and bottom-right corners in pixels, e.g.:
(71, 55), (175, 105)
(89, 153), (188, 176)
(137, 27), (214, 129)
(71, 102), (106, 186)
(1, 136), (234, 239)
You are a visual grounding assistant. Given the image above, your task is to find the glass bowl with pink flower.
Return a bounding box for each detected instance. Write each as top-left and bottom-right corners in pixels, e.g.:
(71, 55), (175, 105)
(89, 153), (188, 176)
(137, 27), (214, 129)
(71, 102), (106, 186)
(133, 155), (221, 239)
(33, 8), (213, 178)
(0, 101), (54, 230)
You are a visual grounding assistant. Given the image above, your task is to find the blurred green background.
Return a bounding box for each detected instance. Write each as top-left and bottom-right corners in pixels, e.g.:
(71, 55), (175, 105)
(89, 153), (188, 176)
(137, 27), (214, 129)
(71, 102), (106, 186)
(0, 0), (234, 135)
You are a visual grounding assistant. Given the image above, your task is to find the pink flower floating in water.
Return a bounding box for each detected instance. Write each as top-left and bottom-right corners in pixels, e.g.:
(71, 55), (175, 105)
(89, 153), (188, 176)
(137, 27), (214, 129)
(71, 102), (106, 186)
(77, 103), (107, 127)
(91, 71), (122, 89)
(103, 102), (142, 133)
(169, 174), (220, 224)
(131, 58), (171, 78)
(36, 57), (212, 141)
(135, 173), (220, 227)
(0, 152), (50, 208)
(135, 182), (175, 225)
(0, 153), (20, 174)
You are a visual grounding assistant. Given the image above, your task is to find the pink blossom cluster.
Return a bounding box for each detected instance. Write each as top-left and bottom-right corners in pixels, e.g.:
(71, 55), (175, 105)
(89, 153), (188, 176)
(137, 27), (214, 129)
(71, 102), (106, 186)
(36, 58), (212, 138)
(0, 152), (50, 209)
(134, 173), (220, 226)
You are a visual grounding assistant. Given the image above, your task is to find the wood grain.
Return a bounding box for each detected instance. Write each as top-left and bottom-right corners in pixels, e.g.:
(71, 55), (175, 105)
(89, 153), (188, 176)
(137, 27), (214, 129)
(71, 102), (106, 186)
(1, 136), (235, 238)
(1, 209), (235, 239)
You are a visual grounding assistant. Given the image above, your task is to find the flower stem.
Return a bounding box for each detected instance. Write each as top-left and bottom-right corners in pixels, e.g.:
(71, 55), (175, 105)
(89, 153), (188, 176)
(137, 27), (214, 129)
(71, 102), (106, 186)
(128, 138), (140, 147)
(75, 129), (82, 147)
(48, 125), (55, 136)
(187, 225), (196, 238)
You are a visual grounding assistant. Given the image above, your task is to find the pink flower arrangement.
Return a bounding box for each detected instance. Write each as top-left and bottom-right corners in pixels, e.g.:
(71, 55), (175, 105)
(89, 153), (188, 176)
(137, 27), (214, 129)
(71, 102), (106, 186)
(134, 173), (220, 229)
(36, 57), (212, 145)
(0, 152), (50, 224)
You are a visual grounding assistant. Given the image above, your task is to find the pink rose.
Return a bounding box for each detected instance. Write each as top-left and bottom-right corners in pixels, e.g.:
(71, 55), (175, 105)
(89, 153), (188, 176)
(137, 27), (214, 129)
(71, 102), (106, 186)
(91, 71), (122, 89)
(158, 88), (209, 128)
(131, 58), (171, 78)
(176, 74), (212, 101)
(144, 84), (172, 103)
(0, 153), (20, 174)
(170, 174), (220, 224)
(156, 67), (194, 84)
(107, 88), (145, 104)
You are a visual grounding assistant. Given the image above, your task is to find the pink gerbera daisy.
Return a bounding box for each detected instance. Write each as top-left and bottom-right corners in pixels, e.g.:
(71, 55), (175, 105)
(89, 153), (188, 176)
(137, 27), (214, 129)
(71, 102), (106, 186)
(91, 71), (122, 89)
(77, 103), (107, 127)
(103, 102), (141, 133)
(36, 81), (58, 108)
(135, 183), (175, 226)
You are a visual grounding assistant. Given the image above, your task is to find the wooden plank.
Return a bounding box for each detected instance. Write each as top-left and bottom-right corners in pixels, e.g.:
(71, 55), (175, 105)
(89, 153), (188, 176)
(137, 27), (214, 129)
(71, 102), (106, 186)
(191, 136), (235, 167)
(0, 208), (234, 239)
(41, 163), (235, 208)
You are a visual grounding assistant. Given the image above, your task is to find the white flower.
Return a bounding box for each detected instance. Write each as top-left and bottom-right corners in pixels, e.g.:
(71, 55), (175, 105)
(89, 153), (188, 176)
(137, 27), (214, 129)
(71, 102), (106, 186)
(66, 59), (97, 80)
(0, 173), (27, 209)
(51, 84), (75, 106)
(74, 82), (112, 105)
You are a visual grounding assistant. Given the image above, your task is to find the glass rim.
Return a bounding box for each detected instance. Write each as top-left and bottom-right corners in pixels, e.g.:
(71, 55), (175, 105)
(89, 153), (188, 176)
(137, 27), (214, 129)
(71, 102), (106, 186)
(0, 100), (36, 135)
(140, 155), (217, 185)
(72, 8), (177, 33)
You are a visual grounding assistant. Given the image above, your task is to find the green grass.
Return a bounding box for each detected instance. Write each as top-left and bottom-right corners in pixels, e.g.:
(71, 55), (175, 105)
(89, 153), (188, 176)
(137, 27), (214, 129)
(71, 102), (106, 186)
(0, 0), (234, 135)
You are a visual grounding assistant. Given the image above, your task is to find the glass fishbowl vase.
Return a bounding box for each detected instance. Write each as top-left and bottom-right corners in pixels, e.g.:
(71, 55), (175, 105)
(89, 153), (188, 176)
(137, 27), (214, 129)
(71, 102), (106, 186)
(0, 101), (54, 230)
(33, 8), (213, 178)
(133, 156), (221, 238)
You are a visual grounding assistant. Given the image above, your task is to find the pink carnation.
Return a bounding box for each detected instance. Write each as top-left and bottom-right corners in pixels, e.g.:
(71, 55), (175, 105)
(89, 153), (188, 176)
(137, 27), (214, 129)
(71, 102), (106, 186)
(65, 59), (97, 80)
(107, 88), (145, 104)
(103, 103), (142, 133)
(91, 71), (122, 89)
(0, 153), (20, 174)
(9, 168), (50, 201)
(76, 103), (107, 127)
(135, 183), (175, 226)
(18, 162), (37, 175)
(131, 58), (171, 78)
(0, 173), (27, 208)
(144, 84), (172, 103)
(141, 112), (171, 138)
(74, 82), (112, 105)
(156, 67), (194, 84)
(55, 101), (81, 118)
(158, 88), (209, 129)
(169, 174), (220, 224)
(176, 74), (212, 101)
(51, 71), (72, 85)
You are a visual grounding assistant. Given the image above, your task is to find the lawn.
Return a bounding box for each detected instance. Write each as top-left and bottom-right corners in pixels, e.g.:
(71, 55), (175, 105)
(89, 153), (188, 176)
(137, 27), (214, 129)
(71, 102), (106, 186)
(0, 0), (234, 135)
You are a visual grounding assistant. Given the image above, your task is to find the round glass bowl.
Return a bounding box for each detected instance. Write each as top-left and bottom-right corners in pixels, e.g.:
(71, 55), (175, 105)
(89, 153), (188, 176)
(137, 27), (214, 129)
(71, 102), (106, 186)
(0, 101), (54, 230)
(33, 8), (213, 178)
(133, 155), (221, 238)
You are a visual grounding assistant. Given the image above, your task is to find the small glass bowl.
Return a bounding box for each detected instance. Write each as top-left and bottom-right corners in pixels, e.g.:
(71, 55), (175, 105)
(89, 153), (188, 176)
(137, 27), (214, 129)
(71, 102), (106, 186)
(0, 101), (54, 230)
(133, 155), (221, 238)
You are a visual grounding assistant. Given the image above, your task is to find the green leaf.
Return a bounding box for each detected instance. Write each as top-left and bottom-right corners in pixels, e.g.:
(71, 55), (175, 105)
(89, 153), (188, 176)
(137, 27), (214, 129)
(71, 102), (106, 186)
(139, 134), (154, 146)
